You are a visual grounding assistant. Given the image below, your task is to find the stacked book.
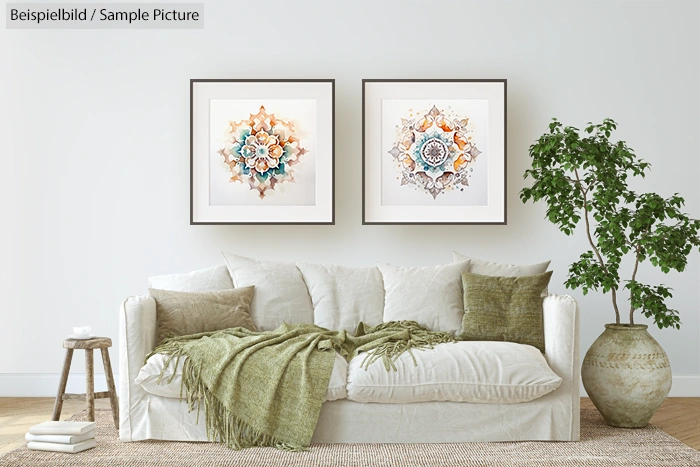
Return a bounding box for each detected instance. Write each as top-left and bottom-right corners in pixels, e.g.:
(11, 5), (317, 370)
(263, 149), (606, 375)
(26, 421), (97, 453)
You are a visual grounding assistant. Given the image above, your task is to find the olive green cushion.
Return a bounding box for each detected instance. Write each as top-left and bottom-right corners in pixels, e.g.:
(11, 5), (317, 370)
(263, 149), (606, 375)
(149, 286), (257, 343)
(458, 271), (553, 352)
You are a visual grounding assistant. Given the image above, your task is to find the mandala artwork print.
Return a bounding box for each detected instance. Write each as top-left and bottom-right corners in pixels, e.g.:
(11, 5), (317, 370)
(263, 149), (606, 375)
(388, 104), (482, 199)
(217, 105), (308, 199)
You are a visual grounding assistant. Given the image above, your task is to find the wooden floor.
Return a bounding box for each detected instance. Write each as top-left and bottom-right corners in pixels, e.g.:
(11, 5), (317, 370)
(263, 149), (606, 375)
(581, 397), (700, 450)
(0, 398), (698, 455)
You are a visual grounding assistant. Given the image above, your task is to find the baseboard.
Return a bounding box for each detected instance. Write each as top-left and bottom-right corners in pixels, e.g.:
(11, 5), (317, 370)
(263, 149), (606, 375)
(0, 373), (120, 397)
(580, 375), (700, 398)
(1, 373), (698, 397)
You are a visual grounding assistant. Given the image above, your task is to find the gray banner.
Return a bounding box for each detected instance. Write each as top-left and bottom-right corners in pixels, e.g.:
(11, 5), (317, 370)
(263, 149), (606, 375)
(6, 3), (204, 29)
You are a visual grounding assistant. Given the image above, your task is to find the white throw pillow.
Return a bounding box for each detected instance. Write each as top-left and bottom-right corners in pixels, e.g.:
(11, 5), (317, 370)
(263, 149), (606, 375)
(222, 253), (314, 331)
(297, 263), (385, 333)
(136, 351), (348, 402)
(453, 252), (551, 276)
(147, 264), (234, 292)
(377, 260), (470, 334)
(453, 252), (551, 296)
(346, 341), (561, 404)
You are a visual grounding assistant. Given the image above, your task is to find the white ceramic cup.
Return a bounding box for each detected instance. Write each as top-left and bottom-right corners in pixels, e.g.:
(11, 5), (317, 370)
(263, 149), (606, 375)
(73, 326), (92, 338)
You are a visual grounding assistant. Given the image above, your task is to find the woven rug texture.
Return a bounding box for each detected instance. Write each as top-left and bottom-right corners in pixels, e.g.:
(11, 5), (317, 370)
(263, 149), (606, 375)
(1, 408), (699, 467)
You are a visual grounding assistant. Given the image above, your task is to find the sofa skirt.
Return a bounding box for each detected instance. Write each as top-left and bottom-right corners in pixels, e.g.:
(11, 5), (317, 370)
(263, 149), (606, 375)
(119, 390), (579, 443)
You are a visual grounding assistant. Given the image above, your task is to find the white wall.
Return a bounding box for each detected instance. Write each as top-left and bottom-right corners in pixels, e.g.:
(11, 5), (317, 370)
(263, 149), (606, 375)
(1, 0), (698, 396)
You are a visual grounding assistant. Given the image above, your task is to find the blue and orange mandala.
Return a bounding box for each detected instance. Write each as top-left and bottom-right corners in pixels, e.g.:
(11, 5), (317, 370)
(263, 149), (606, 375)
(388, 105), (481, 199)
(218, 106), (307, 199)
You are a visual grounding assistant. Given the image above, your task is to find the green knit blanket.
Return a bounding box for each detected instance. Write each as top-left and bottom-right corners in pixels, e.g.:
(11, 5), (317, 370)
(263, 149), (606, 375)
(148, 321), (454, 451)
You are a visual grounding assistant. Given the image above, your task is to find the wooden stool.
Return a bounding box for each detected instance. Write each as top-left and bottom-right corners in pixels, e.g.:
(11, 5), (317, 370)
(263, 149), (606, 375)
(51, 337), (119, 429)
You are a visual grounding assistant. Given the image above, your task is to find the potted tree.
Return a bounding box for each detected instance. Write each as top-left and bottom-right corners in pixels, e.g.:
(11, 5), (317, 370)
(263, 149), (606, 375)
(520, 118), (700, 427)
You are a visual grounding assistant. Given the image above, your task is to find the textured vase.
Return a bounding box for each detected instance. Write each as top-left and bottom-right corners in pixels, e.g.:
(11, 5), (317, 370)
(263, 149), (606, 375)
(581, 324), (671, 427)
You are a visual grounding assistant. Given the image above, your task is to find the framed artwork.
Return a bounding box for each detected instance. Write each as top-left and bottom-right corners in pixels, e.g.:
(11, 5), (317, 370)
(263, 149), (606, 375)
(362, 79), (506, 225)
(190, 79), (334, 224)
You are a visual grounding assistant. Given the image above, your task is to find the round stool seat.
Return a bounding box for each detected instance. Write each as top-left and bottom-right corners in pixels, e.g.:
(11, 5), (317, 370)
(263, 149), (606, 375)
(63, 337), (112, 350)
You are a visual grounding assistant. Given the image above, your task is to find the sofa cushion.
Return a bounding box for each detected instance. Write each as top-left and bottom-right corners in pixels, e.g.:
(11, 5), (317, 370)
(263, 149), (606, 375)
(459, 271), (553, 352)
(453, 252), (551, 296)
(346, 341), (561, 404)
(149, 287), (257, 344)
(222, 252), (314, 331)
(148, 264), (234, 292)
(297, 263), (384, 333)
(136, 351), (348, 402)
(377, 261), (470, 334)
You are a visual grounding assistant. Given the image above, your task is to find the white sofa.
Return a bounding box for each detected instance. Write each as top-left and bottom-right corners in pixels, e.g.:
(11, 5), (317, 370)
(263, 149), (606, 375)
(119, 261), (580, 444)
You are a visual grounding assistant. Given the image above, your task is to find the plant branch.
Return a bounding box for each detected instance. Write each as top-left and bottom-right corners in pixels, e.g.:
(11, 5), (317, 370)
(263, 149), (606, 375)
(629, 246), (640, 325)
(574, 168), (621, 324)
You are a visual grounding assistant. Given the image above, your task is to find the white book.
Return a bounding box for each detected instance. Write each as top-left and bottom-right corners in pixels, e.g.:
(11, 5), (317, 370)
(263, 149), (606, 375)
(28, 421), (96, 436)
(25, 429), (96, 444)
(27, 438), (97, 453)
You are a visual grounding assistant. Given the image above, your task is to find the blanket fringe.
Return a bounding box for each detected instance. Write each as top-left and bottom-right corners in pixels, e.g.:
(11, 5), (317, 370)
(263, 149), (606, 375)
(359, 321), (455, 371)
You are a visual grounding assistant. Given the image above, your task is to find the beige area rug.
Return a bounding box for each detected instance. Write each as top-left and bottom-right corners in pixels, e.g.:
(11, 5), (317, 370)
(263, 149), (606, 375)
(1, 409), (699, 467)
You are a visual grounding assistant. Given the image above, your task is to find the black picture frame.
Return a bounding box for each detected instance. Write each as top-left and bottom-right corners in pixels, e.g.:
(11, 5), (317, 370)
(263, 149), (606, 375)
(362, 79), (507, 225)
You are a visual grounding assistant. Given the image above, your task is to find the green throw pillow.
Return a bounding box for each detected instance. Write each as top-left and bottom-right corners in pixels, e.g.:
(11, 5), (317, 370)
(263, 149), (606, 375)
(458, 271), (553, 352)
(149, 286), (257, 344)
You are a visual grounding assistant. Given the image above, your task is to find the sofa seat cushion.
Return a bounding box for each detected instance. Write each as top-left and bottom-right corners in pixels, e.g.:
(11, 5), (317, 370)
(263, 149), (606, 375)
(135, 351), (348, 402)
(346, 341), (562, 404)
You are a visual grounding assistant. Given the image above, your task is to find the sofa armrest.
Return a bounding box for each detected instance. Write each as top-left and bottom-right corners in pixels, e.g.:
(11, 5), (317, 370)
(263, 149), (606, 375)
(543, 294), (580, 382)
(543, 293), (580, 439)
(118, 295), (157, 441)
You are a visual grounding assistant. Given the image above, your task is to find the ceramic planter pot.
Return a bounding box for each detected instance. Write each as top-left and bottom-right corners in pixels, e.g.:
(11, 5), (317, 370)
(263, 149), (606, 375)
(581, 324), (671, 428)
